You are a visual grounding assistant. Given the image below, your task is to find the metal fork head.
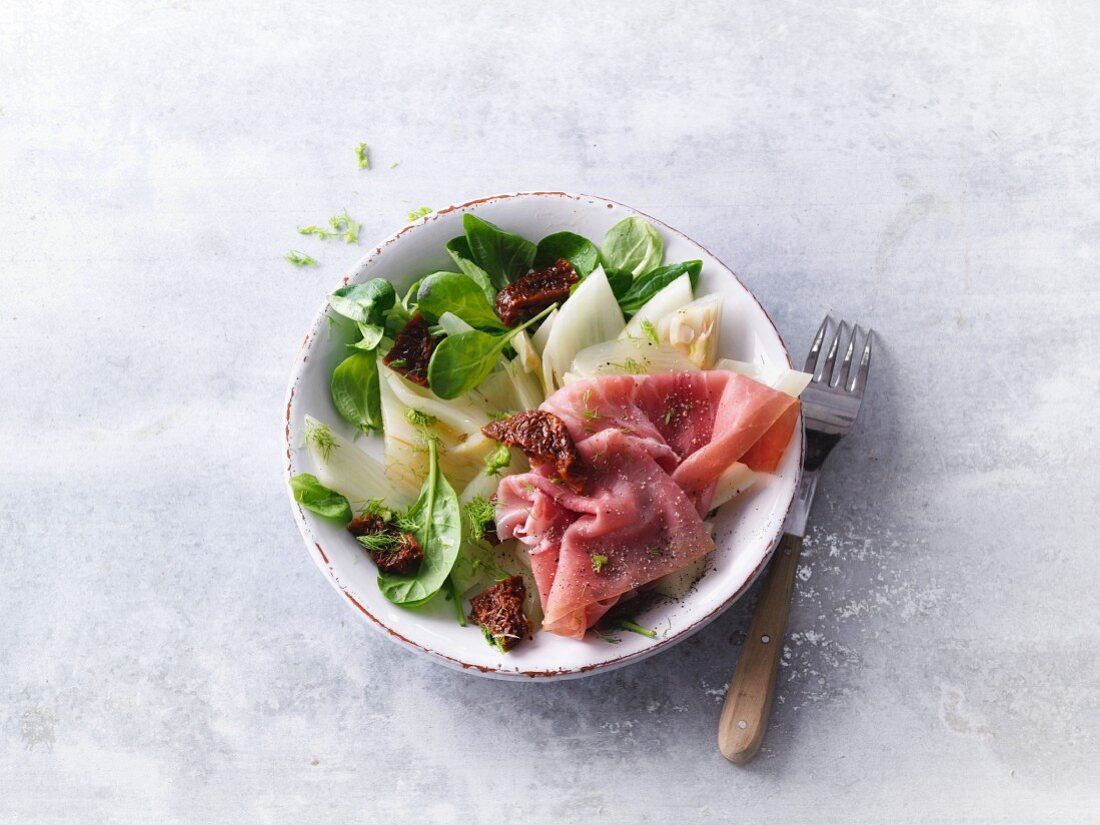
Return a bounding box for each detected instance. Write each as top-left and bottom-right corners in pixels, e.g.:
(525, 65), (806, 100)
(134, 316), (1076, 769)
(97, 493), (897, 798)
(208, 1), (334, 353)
(800, 316), (873, 470)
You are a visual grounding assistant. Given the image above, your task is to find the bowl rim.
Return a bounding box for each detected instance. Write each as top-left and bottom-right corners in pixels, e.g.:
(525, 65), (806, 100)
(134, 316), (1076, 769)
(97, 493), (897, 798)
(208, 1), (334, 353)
(283, 190), (803, 680)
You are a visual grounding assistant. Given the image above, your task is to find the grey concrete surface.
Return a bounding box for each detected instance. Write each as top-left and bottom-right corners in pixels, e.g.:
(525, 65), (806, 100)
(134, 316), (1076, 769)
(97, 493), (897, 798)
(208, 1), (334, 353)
(2, 1), (1098, 822)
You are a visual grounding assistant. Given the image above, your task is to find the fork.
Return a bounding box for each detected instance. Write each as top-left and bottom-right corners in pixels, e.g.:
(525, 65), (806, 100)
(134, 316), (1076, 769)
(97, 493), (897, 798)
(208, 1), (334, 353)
(717, 317), (874, 764)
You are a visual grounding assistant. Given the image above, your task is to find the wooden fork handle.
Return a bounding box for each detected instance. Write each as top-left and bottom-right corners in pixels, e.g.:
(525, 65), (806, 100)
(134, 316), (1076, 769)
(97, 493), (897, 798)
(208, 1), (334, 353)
(718, 532), (804, 764)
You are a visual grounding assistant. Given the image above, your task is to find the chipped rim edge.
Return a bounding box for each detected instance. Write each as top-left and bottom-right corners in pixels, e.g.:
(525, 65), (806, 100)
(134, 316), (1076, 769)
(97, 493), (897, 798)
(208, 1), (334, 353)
(282, 191), (804, 681)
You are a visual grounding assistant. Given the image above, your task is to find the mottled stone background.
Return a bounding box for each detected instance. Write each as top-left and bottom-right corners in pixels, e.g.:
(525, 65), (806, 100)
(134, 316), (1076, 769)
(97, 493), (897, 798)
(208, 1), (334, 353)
(2, 1), (1098, 822)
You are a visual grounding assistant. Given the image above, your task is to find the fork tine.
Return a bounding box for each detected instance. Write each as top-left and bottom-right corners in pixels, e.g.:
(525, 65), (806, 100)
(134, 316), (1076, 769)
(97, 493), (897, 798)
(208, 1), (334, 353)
(835, 325), (861, 388)
(804, 316), (831, 374)
(819, 321), (848, 385)
(849, 329), (874, 393)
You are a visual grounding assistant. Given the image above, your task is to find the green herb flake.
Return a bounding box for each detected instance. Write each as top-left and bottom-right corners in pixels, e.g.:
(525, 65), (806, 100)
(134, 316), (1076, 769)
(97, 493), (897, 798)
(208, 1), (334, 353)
(487, 410), (514, 421)
(298, 210), (362, 245)
(615, 619), (658, 639)
(359, 498), (394, 521)
(357, 532), (402, 554)
(285, 250), (318, 267)
(298, 225), (338, 240)
(328, 210), (361, 244)
(355, 142), (370, 170)
(591, 554), (609, 574)
(663, 408), (675, 425)
(465, 496), (496, 541)
(484, 443), (512, 477)
(304, 420), (337, 461)
(592, 627), (622, 645)
(390, 161), (400, 169)
(580, 408), (600, 420)
(641, 319), (660, 346)
(480, 624), (508, 653)
(621, 357), (646, 374)
(407, 206), (433, 222)
(405, 408), (438, 427)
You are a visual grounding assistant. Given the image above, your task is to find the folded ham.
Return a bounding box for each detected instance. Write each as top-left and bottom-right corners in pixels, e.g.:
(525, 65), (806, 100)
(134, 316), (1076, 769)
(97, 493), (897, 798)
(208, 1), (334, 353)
(495, 371), (800, 639)
(495, 429), (716, 638)
(544, 371), (799, 509)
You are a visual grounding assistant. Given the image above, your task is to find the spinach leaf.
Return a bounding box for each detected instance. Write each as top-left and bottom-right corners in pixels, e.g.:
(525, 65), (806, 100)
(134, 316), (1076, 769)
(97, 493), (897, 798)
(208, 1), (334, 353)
(416, 272), (505, 331)
(384, 301), (412, 339)
(445, 236), (497, 303)
(401, 278), (423, 311)
(349, 321), (385, 352)
(378, 438), (461, 606)
(617, 260), (702, 317)
(604, 267), (635, 300)
(534, 231), (599, 276)
(600, 217), (664, 277)
(328, 279), (396, 324)
(462, 214), (536, 290)
(289, 474), (352, 522)
(331, 352), (382, 432)
(427, 306), (554, 399)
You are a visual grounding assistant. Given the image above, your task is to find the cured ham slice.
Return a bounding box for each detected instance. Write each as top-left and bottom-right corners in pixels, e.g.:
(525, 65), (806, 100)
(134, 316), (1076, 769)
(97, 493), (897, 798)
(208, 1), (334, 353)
(495, 429), (715, 639)
(494, 370), (799, 639)
(544, 371), (799, 508)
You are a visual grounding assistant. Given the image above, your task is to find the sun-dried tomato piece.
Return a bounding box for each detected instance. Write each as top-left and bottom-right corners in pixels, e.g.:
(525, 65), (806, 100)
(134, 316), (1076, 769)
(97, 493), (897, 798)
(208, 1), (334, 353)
(348, 514), (424, 575)
(482, 410), (585, 492)
(348, 514), (387, 538)
(383, 312), (438, 386)
(494, 258), (578, 327)
(469, 576), (530, 652)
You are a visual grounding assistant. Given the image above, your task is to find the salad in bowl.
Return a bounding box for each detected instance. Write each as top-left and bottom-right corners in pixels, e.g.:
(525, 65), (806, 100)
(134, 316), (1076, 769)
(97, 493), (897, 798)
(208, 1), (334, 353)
(285, 192), (806, 679)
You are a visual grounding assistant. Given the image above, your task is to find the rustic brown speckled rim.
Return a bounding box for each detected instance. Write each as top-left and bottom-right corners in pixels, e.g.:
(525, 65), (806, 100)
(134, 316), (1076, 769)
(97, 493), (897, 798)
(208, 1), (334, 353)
(283, 191), (804, 680)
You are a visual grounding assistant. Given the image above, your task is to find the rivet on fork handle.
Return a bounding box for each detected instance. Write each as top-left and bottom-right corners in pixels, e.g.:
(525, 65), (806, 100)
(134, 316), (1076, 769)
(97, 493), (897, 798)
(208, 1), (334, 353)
(717, 532), (804, 764)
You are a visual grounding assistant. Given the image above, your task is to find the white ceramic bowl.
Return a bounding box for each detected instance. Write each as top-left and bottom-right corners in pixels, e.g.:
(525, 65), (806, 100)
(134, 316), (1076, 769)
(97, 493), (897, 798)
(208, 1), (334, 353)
(284, 192), (802, 680)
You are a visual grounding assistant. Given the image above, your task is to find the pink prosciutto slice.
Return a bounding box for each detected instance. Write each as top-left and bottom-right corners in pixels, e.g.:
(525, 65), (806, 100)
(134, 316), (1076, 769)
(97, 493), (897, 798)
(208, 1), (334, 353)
(495, 429), (715, 639)
(543, 371), (799, 508)
(494, 370), (799, 640)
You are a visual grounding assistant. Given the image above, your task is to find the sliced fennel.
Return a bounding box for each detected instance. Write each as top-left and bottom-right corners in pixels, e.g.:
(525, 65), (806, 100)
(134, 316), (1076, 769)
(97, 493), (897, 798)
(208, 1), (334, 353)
(540, 266), (625, 393)
(530, 307), (557, 354)
(511, 329), (541, 374)
(652, 552), (711, 599)
(619, 274), (693, 340)
(383, 365), (490, 434)
(378, 367), (429, 493)
(656, 293), (723, 369)
(710, 461), (758, 509)
(505, 357), (544, 409)
(715, 358), (813, 398)
(378, 368), (493, 491)
(564, 337), (698, 383)
(468, 356), (544, 415)
(303, 414), (416, 506)
(471, 369), (520, 415)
